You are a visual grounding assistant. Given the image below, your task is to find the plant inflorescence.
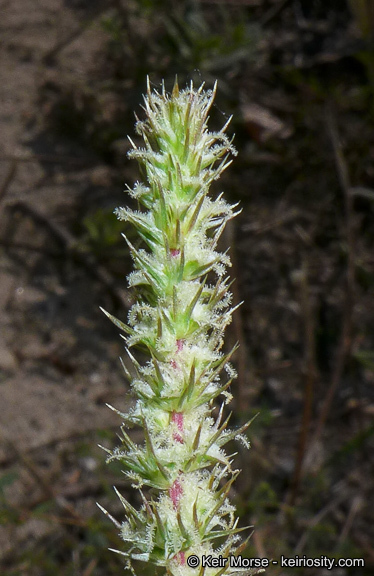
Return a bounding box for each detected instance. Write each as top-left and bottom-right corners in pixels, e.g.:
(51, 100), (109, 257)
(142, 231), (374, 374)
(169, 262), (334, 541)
(99, 78), (254, 576)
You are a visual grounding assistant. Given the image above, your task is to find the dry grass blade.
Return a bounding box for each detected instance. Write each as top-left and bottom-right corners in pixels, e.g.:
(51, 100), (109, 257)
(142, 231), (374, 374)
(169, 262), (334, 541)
(309, 107), (356, 457)
(6, 201), (131, 309)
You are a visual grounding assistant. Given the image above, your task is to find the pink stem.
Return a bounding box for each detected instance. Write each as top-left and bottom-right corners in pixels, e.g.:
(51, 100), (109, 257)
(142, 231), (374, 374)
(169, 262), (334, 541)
(171, 411), (184, 443)
(173, 551), (186, 565)
(169, 476), (183, 509)
(169, 477), (185, 565)
(170, 339), (184, 370)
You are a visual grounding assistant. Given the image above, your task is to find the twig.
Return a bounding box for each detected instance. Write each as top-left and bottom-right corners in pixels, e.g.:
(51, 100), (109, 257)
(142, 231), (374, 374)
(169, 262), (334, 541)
(252, 525), (267, 559)
(336, 495), (363, 548)
(352, 534), (374, 563)
(0, 153), (95, 166)
(288, 261), (316, 505)
(0, 160), (17, 205)
(0, 423), (123, 467)
(0, 238), (62, 256)
(6, 201), (132, 310)
(42, 4), (114, 64)
(82, 559), (98, 576)
(200, 0), (262, 4)
(1, 433), (84, 524)
(242, 208), (313, 235)
(309, 107), (355, 452)
(294, 489), (347, 554)
(261, 0), (292, 25)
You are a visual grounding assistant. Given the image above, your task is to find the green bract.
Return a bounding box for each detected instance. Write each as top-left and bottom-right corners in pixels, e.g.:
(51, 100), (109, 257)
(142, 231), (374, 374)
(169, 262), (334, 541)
(99, 79), (254, 576)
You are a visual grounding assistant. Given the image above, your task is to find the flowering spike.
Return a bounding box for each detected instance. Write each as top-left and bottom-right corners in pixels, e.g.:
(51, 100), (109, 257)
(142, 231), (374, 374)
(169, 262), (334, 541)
(99, 80), (255, 575)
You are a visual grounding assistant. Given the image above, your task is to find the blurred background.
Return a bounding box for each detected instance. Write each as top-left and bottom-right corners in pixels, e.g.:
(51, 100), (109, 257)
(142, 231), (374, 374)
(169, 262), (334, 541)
(1, 0), (374, 574)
